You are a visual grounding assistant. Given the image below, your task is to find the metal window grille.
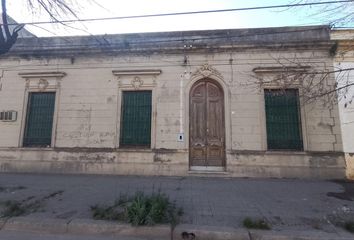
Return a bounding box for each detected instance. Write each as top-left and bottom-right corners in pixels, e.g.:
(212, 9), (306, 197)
(264, 89), (303, 150)
(23, 92), (56, 147)
(120, 91), (152, 147)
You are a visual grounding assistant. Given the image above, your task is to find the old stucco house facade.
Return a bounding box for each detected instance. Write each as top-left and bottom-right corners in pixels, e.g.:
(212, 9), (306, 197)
(0, 26), (346, 178)
(332, 29), (354, 179)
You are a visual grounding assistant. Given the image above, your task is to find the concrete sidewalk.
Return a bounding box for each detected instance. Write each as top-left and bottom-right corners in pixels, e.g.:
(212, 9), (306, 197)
(0, 173), (354, 239)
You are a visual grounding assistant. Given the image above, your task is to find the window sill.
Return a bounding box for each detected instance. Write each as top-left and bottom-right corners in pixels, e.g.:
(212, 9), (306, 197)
(0, 147), (55, 151)
(117, 148), (152, 152)
(265, 150), (306, 155)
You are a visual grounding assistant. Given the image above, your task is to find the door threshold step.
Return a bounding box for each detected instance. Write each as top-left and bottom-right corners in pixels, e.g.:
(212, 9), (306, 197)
(188, 170), (229, 175)
(190, 166), (225, 172)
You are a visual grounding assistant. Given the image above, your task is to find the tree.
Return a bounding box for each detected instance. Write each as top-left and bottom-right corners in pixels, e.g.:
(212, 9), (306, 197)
(249, 55), (354, 107)
(290, 0), (354, 27)
(0, 0), (79, 55)
(258, 0), (354, 107)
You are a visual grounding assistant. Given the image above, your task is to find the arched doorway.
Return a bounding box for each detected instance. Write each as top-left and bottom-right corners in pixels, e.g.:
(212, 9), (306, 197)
(189, 79), (225, 170)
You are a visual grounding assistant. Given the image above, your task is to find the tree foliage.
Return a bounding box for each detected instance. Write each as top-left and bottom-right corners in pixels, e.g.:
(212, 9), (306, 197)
(0, 0), (79, 55)
(272, 0), (354, 106)
(0, 0), (23, 54)
(292, 0), (354, 26)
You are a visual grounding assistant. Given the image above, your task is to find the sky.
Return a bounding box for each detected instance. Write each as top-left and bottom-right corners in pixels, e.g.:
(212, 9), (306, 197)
(5, 0), (354, 37)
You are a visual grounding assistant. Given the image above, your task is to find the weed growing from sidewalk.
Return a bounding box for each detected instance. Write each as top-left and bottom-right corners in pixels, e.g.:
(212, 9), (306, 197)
(344, 221), (354, 233)
(0, 190), (64, 218)
(91, 194), (134, 221)
(91, 202), (125, 221)
(243, 217), (271, 230)
(0, 201), (25, 217)
(327, 211), (354, 233)
(91, 191), (183, 226)
(0, 199), (41, 218)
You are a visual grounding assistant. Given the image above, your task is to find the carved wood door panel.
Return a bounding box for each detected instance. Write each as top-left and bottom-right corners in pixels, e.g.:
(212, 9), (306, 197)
(190, 80), (225, 167)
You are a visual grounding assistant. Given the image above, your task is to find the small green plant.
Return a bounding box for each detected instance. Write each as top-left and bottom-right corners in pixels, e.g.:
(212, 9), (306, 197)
(0, 199), (43, 218)
(0, 200), (26, 217)
(91, 191), (183, 226)
(345, 221), (354, 233)
(127, 192), (167, 225)
(243, 217), (271, 230)
(0, 190), (63, 218)
(91, 203), (126, 221)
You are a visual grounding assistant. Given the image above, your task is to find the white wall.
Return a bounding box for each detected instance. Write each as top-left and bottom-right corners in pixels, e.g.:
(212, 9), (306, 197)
(335, 62), (354, 154)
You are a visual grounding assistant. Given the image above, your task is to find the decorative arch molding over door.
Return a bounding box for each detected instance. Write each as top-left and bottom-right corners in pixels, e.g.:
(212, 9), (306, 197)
(189, 78), (225, 169)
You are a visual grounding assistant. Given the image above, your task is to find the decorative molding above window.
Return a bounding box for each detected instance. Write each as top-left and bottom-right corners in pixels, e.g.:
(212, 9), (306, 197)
(19, 71), (66, 91)
(19, 72), (66, 78)
(252, 66), (311, 88)
(253, 66), (311, 74)
(112, 70), (162, 76)
(112, 69), (161, 89)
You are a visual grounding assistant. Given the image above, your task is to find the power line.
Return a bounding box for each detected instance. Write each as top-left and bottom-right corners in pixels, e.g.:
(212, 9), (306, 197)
(6, 0), (354, 26)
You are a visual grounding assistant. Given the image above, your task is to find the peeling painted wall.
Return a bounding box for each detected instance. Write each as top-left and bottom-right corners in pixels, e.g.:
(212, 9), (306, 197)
(0, 29), (346, 178)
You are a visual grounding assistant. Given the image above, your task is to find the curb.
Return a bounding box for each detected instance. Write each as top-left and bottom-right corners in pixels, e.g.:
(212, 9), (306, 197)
(173, 224), (354, 240)
(248, 229), (354, 240)
(0, 218), (8, 230)
(3, 217), (68, 234)
(2, 217), (171, 239)
(68, 218), (171, 238)
(1, 217), (354, 240)
(173, 224), (249, 240)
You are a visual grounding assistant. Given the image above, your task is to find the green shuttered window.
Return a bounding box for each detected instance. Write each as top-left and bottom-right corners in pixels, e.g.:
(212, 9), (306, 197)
(23, 92), (56, 147)
(120, 91), (152, 147)
(264, 89), (303, 150)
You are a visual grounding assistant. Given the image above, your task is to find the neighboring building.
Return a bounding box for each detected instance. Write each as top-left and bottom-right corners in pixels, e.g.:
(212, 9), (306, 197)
(0, 26), (346, 178)
(331, 30), (354, 179)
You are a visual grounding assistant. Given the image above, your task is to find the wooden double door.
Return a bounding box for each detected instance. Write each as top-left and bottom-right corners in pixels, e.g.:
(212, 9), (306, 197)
(189, 79), (225, 168)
